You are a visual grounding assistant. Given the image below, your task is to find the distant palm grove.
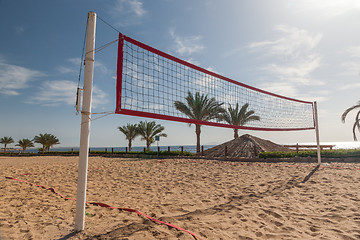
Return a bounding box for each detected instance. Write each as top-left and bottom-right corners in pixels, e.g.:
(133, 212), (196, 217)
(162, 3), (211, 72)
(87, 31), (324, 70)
(118, 120), (167, 152)
(0, 133), (60, 153)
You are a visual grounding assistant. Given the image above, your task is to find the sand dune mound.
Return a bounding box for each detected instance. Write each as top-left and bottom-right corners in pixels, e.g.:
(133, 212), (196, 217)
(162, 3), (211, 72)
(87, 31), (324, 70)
(201, 134), (290, 158)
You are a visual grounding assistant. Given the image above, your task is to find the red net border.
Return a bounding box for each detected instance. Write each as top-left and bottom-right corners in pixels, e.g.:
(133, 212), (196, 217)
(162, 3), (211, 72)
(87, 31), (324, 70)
(116, 33), (315, 132)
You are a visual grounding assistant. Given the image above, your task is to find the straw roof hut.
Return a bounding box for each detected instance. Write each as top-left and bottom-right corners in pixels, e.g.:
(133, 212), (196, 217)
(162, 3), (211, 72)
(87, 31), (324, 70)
(201, 134), (290, 158)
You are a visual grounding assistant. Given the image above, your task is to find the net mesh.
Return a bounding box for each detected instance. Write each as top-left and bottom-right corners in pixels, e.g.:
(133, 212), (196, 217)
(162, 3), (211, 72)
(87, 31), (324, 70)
(116, 33), (315, 131)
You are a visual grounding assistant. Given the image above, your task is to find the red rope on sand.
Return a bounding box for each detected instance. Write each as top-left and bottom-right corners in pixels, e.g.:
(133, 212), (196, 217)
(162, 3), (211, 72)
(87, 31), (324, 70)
(4, 176), (201, 240)
(89, 202), (200, 238)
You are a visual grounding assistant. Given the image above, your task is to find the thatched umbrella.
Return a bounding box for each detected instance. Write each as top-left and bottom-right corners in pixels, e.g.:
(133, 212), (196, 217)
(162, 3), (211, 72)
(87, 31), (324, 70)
(200, 134), (290, 158)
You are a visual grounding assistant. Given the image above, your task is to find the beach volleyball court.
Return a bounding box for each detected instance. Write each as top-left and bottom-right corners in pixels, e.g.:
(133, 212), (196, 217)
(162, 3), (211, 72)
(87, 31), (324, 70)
(1, 156), (360, 239)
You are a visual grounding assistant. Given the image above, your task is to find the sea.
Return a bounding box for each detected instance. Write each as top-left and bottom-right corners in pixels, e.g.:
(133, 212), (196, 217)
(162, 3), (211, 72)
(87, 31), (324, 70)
(16, 141), (360, 153)
(22, 145), (209, 154)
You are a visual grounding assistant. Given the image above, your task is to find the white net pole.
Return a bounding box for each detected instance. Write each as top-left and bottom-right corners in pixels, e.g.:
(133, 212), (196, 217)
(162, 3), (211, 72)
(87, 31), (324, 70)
(74, 11), (96, 231)
(314, 101), (321, 165)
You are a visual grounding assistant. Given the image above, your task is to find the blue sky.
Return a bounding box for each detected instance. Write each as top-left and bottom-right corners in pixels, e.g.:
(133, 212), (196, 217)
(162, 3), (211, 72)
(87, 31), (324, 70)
(1, 0), (360, 148)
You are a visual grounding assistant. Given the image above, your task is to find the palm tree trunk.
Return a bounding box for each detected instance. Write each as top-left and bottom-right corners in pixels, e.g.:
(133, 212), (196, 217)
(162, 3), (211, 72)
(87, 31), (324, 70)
(129, 140), (132, 152)
(234, 129), (239, 139)
(146, 140), (150, 151)
(195, 124), (201, 153)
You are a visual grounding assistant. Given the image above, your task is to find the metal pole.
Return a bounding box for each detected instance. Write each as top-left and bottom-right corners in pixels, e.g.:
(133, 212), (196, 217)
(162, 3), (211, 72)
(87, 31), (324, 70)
(314, 101), (321, 165)
(74, 11), (96, 231)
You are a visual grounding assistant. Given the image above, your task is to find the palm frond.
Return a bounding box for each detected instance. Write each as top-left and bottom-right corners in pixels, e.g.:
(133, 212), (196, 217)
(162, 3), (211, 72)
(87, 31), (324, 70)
(341, 104), (360, 123)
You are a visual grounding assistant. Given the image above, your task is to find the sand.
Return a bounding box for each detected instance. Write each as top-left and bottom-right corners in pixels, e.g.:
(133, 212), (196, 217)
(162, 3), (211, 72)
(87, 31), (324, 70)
(1, 156), (360, 240)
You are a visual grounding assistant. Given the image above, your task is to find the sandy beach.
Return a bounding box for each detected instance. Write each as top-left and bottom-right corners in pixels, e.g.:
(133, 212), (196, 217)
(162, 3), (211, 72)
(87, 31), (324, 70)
(1, 156), (360, 239)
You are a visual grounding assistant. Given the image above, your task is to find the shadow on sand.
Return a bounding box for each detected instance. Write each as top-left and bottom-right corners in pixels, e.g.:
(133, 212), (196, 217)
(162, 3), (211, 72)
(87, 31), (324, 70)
(57, 231), (79, 240)
(302, 164), (320, 183)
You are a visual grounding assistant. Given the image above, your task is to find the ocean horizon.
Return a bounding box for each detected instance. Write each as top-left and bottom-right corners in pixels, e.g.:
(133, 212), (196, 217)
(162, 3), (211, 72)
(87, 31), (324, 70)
(7, 141), (360, 154)
(21, 145), (209, 154)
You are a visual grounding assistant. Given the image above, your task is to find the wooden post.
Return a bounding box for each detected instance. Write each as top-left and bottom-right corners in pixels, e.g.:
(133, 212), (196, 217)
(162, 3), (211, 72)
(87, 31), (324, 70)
(296, 143), (299, 155)
(105, 148), (107, 153)
(72, 148), (74, 154)
(157, 146), (160, 153)
(168, 146), (170, 153)
(126, 147), (128, 153)
(143, 147), (146, 153)
(111, 148), (114, 154)
(201, 146), (204, 156)
(181, 146), (183, 156)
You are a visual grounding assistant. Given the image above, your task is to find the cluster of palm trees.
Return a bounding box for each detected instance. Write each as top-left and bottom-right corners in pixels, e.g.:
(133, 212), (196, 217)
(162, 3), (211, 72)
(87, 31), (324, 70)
(0, 133), (60, 153)
(174, 91), (260, 153)
(118, 120), (167, 152)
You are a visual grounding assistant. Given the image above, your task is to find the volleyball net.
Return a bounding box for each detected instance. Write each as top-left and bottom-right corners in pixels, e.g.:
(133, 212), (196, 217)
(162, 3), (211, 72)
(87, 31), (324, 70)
(115, 33), (315, 131)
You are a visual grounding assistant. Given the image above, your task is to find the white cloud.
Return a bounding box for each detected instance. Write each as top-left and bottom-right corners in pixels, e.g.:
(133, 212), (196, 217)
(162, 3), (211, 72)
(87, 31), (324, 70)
(169, 28), (205, 56)
(109, 0), (146, 26)
(293, 0), (360, 19)
(57, 58), (109, 75)
(57, 58), (80, 74)
(259, 81), (328, 103)
(0, 60), (44, 96)
(15, 26), (24, 35)
(195, 67), (219, 87)
(263, 54), (323, 85)
(127, 0), (146, 16)
(345, 46), (360, 58)
(185, 58), (200, 66)
(249, 25), (322, 58)
(27, 80), (107, 108)
(112, 0), (146, 16)
(57, 66), (77, 74)
(340, 83), (360, 90)
(94, 61), (110, 74)
(91, 86), (108, 108)
(259, 82), (298, 98)
(1, 89), (19, 96)
(249, 25), (324, 100)
(67, 57), (81, 65)
(341, 62), (360, 76)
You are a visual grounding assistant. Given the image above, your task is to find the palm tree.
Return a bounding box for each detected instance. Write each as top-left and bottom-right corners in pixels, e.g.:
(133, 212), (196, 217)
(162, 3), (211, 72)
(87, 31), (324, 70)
(16, 138), (34, 153)
(0, 136), (14, 153)
(341, 101), (360, 141)
(118, 123), (140, 152)
(46, 134), (60, 152)
(34, 133), (49, 152)
(33, 133), (60, 152)
(137, 121), (167, 151)
(223, 103), (261, 139)
(174, 91), (225, 153)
